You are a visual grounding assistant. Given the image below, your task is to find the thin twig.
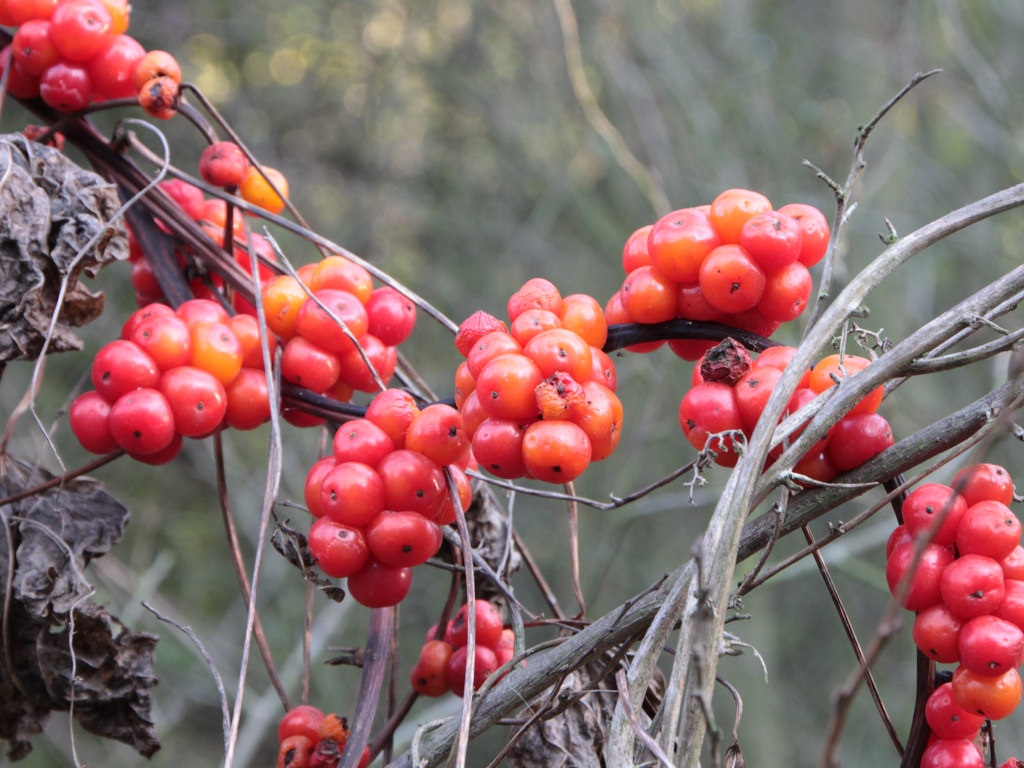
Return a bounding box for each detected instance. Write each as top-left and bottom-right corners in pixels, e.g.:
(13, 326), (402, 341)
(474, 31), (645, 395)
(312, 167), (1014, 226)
(143, 601), (232, 753)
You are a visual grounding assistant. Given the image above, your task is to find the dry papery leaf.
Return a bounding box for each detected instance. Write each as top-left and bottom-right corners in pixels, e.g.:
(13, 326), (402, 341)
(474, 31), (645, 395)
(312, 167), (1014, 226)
(0, 133), (128, 363)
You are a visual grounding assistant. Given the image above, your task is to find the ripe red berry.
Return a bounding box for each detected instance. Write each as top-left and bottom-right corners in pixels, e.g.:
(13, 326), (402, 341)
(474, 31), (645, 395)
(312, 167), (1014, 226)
(776, 203), (830, 267)
(346, 560), (413, 607)
(738, 210), (803, 273)
(307, 518), (370, 579)
(364, 510), (442, 568)
(471, 418), (528, 479)
(901, 483), (968, 546)
(366, 286), (417, 346)
(332, 418), (396, 466)
(199, 141), (251, 187)
(411, 639), (454, 697)
(278, 704), (325, 743)
(39, 61), (93, 111)
(919, 738), (984, 768)
(940, 553), (1006, 619)
(295, 289), (368, 356)
(92, 339), (160, 404)
(158, 366), (227, 438)
(69, 390), (119, 454)
(107, 387), (176, 456)
(49, 0), (113, 61)
(521, 420), (592, 483)
(953, 463), (1016, 507)
(448, 599), (504, 649)
(376, 449), (447, 518)
(956, 501), (1022, 560)
(88, 32), (145, 100)
(825, 412), (894, 471)
(959, 614), (1024, 677)
(446, 644), (499, 697)
(11, 19), (60, 77)
(224, 368), (271, 430)
(405, 403), (470, 467)
(885, 541), (953, 612)
(647, 207), (722, 283)
(924, 682), (986, 741)
(913, 603), (963, 663)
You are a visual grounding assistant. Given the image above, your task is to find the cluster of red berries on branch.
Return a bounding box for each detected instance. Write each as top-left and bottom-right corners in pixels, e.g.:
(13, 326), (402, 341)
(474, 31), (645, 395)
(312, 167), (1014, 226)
(302, 390), (473, 607)
(275, 705), (370, 768)
(68, 298), (278, 463)
(452, 278), (622, 484)
(885, 464), (1023, 768)
(411, 599), (515, 698)
(259, 255), (417, 427)
(129, 178), (282, 310)
(679, 337), (894, 476)
(607, 188), (829, 360)
(0, 0), (182, 115)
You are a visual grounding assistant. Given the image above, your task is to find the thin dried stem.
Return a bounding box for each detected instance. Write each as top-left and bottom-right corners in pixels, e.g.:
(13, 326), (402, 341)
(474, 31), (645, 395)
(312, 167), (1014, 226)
(801, 524), (902, 756)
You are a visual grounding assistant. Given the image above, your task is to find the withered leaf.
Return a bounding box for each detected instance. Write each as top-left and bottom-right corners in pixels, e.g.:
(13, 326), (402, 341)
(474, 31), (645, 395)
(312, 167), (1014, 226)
(0, 453), (130, 618)
(0, 454), (158, 760)
(0, 133), (128, 362)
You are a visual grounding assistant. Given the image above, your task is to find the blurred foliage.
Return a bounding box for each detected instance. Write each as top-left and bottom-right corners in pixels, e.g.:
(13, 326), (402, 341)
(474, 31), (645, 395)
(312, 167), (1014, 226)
(3, 0), (1024, 766)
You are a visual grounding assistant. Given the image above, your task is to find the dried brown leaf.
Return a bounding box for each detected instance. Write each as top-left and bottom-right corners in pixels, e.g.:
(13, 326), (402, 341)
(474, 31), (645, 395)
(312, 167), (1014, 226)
(0, 133), (128, 362)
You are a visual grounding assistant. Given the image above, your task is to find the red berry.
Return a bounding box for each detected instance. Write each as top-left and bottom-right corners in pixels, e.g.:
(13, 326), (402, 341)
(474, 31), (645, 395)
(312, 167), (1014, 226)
(959, 614), (1024, 677)
(307, 517), (370, 579)
(953, 463), (1016, 506)
(92, 339), (160, 404)
(158, 366), (227, 438)
(956, 500), (1022, 560)
(446, 644), (498, 697)
(107, 387), (176, 456)
(901, 483), (968, 546)
(39, 61), (93, 111)
(924, 682), (986, 741)
(884, 541), (953, 612)
(940, 553), (1006, 619)
(411, 639), (454, 697)
(346, 560), (413, 607)
(278, 704), (325, 743)
(448, 599), (504, 649)
(366, 286), (417, 346)
(738, 210), (803, 273)
(364, 510), (442, 567)
(199, 141), (251, 187)
(68, 390), (119, 454)
(87, 32), (145, 100)
(49, 0), (113, 61)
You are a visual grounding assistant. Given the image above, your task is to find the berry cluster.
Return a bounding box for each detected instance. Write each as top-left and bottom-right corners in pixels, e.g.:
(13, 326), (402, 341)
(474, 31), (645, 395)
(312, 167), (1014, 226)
(129, 178), (283, 310)
(303, 390), (473, 607)
(411, 599), (515, 698)
(275, 705), (370, 768)
(885, 464), (1023, 768)
(69, 299), (276, 463)
(0, 0), (182, 114)
(607, 188), (829, 359)
(453, 278), (622, 484)
(260, 256), (417, 425)
(679, 338), (893, 475)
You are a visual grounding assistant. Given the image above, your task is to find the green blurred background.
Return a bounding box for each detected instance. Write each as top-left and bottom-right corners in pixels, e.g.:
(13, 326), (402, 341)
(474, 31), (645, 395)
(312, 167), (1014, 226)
(3, 0), (1024, 765)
